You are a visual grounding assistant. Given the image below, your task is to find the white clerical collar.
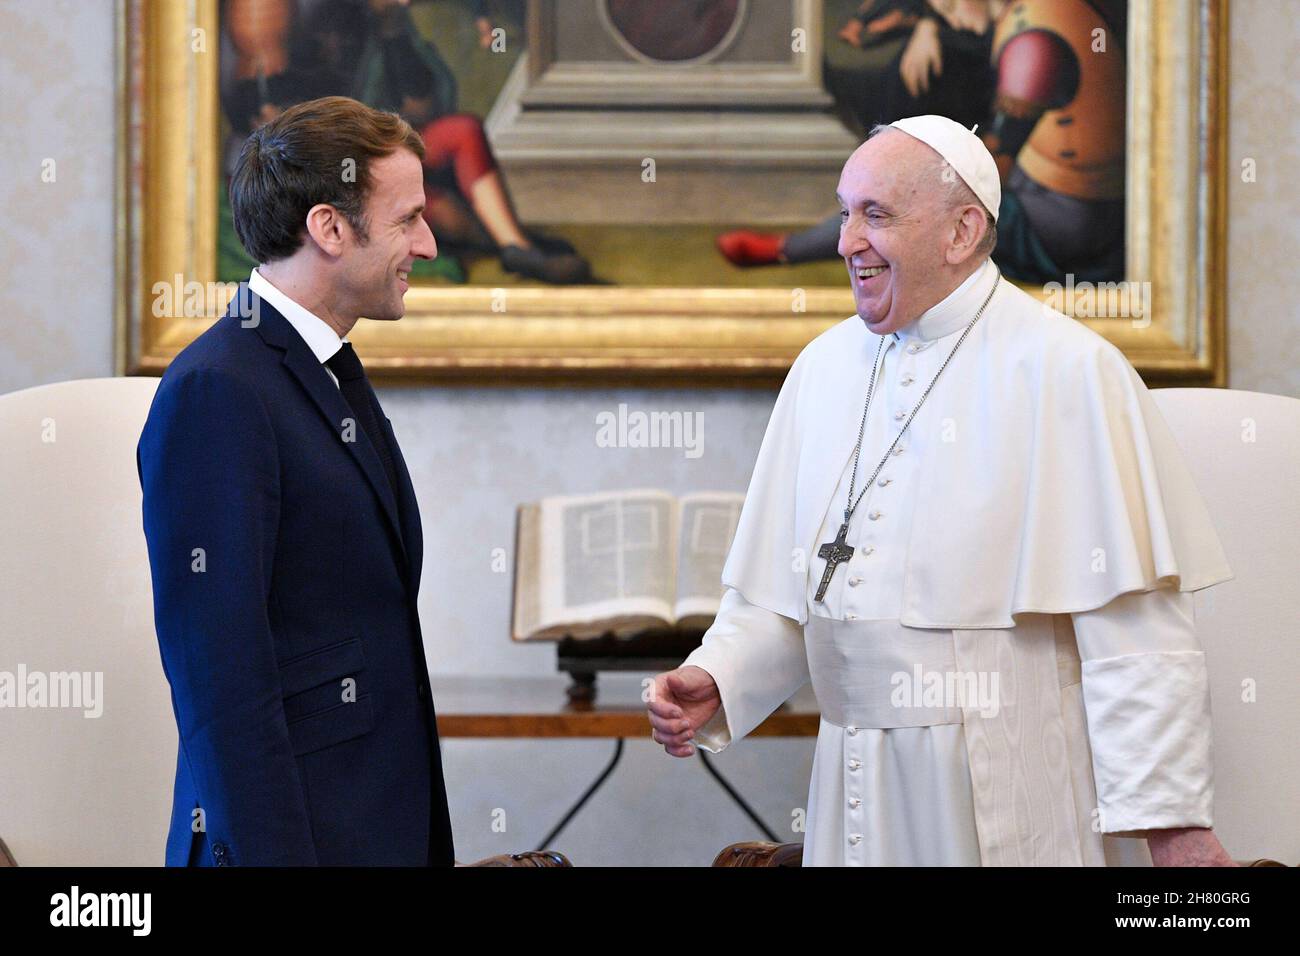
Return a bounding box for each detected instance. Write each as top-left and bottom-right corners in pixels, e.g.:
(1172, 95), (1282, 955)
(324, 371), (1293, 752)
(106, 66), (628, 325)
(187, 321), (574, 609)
(892, 257), (996, 343)
(248, 267), (347, 364)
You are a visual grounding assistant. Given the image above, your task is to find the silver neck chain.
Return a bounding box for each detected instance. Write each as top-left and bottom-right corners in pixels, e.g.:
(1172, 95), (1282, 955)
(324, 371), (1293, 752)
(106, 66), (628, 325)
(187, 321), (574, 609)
(844, 268), (1001, 525)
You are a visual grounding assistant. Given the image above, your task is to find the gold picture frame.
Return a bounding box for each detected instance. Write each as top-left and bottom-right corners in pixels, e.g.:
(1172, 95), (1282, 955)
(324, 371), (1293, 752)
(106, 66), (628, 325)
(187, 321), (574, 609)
(117, 0), (1227, 387)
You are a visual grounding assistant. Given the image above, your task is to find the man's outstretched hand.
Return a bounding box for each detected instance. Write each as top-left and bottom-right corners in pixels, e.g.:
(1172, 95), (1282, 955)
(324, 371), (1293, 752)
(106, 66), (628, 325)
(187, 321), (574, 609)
(647, 666), (721, 757)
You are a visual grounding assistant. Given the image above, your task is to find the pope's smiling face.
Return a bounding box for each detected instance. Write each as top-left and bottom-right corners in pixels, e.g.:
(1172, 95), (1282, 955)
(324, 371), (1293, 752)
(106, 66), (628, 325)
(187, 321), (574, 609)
(836, 130), (971, 336)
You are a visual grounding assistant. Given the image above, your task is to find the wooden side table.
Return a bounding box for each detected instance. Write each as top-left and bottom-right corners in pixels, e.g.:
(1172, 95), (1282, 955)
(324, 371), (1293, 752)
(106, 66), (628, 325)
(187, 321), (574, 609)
(432, 676), (819, 848)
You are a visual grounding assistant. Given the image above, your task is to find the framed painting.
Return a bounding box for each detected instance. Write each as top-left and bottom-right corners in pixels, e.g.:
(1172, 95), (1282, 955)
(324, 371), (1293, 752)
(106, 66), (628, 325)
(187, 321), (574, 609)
(117, 0), (1227, 386)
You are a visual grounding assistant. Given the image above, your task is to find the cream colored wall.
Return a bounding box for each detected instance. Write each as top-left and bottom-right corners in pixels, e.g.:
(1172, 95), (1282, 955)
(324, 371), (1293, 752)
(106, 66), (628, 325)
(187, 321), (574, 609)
(0, 0), (116, 390)
(0, 0), (1293, 866)
(1226, 0), (1300, 397)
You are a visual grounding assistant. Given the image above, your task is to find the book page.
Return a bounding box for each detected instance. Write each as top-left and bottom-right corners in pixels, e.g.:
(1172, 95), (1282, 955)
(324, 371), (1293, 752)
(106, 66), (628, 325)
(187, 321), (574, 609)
(534, 489), (677, 638)
(673, 491), (745, 627)
(511, 503), (542, 641)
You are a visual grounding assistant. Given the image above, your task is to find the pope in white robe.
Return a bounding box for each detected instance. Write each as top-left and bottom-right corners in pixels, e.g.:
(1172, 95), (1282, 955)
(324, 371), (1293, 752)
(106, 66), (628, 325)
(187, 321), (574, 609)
(647, 116), (1237, 867)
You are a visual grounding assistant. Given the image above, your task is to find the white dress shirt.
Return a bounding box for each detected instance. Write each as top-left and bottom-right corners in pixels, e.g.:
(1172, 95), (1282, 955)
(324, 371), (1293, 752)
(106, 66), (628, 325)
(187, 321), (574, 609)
(248, 267), (347, 389)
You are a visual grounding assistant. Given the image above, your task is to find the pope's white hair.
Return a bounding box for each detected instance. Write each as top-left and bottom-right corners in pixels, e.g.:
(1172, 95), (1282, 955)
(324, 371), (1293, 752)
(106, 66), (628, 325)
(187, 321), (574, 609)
(866, 123), (998, 260)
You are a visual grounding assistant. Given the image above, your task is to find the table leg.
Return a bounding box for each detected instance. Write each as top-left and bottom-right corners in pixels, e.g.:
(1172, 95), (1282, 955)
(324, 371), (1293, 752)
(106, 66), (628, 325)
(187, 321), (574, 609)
(698, 750), (779, 842)
(534, 738), (624, 851)
(533, 738), (781, 853)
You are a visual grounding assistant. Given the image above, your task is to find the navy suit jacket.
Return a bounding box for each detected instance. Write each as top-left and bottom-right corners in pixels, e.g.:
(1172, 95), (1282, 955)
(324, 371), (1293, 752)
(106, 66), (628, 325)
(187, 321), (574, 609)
(137, 285), (454, 866)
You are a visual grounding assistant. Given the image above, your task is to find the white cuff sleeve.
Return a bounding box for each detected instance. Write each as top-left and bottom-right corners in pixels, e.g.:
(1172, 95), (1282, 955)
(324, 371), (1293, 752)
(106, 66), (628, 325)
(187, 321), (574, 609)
(1071, 586), (1215, 837)
(681, 588), (809, 752)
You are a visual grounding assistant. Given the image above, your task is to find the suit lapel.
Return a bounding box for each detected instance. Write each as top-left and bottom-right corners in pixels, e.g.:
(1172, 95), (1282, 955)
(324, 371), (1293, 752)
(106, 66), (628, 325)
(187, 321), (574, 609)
(244, 286), (409, 573)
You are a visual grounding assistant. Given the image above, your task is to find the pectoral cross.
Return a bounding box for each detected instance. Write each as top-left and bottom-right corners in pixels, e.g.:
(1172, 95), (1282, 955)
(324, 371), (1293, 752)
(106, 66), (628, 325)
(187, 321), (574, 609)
(815, 522), (856, 602)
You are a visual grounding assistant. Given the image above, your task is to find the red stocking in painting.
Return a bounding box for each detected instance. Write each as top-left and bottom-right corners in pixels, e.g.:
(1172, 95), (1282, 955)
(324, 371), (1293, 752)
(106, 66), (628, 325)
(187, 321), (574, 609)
(419, 113), (590, 284)
(716, 231), (787, 266)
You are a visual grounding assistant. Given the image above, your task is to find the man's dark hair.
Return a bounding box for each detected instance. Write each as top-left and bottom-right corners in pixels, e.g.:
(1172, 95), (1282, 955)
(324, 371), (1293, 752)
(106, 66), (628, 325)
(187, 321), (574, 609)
(229, 95), (425, 263)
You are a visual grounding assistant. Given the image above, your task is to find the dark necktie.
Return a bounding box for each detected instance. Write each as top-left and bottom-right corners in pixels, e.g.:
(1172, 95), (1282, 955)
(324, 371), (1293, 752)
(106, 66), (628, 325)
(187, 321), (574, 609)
(326, 343), (400, 500)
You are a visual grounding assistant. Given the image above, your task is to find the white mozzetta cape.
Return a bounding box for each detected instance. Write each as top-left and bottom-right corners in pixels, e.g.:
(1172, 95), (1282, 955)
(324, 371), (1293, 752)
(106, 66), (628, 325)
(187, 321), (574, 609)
(723, 271), (1234, 629)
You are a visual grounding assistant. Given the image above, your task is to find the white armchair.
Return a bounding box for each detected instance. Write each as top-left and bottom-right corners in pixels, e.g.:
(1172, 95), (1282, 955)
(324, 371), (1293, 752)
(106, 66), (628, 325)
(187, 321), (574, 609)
(1149, 387), (1300, 865)
(0, 377), (171, 865)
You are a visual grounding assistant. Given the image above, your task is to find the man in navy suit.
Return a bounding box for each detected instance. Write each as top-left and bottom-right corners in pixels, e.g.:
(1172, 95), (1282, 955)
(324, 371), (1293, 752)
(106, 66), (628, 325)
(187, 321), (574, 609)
(137, 95), (454, 865)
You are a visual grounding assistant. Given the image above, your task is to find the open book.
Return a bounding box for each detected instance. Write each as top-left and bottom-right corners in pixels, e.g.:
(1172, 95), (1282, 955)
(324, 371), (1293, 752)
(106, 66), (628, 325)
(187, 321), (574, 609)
(512, 489), (744, 641)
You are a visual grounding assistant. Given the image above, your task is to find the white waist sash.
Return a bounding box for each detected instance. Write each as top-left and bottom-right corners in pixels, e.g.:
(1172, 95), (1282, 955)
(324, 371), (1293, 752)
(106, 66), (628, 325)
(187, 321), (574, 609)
(803, 615), (965, 728)
(804, 612), (1088, 866)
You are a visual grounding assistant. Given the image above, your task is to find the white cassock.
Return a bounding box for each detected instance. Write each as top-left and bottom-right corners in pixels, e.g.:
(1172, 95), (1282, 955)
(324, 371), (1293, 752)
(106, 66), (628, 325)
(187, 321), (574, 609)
(683, 257), (1234, 866)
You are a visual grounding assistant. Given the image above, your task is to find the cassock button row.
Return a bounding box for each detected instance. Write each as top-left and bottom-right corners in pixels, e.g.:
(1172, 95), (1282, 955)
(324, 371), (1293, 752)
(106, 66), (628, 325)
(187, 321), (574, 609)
(893, 410), (906, 420)
(845, 613), (858, 620)
(878, 477), (891, 486)
(861, 546), (874, 555)
(848, 576), (861, 587)
(893, 446), (905, 455)
(848, 759), (862, 770)
(849, 834), (863, 845)
(869, 510), (882, 520)
(847, 726), (858, 735)
(849, 798), (862, 809)
(901, 375), (915, 386)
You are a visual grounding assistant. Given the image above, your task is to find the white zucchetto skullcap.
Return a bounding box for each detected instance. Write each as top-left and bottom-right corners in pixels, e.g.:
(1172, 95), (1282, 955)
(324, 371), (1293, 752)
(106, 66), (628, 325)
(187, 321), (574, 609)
(888, 114), (1001, 223)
